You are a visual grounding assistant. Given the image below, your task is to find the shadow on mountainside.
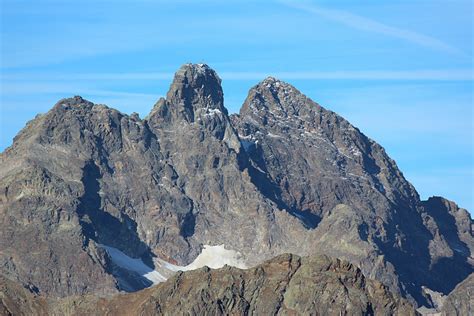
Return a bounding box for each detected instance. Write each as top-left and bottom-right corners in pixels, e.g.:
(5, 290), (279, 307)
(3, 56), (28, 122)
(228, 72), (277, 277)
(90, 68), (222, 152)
(375, 196), (472, 307)
(77, 160), (157, 291)
(422, 198), (473, 292)
(241, 144), (320, 230)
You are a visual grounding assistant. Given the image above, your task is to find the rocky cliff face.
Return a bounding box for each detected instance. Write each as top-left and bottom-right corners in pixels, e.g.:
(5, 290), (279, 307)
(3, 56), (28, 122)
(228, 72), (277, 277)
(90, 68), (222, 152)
(0, 63), (472, 308)
(231, 77), (473, 304)
(441, 272), (473, 315)
(0, 254), (418, 316)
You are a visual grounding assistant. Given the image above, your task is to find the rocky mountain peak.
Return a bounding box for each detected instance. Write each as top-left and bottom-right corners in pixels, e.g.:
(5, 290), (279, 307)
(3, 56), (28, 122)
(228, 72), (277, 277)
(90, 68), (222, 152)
(54, 95), (93, 110)
(0, 63), (471, 310)
(43, 96), (97, 120)
(240, 76), (319, 121)
(147, 64), (238, 149)
(147, 64), (227, 124)
(169, 63), (221, 93)
(159, 63), (226, 122)
(260, 76), (289, 91)
(48, 96), (123, 122)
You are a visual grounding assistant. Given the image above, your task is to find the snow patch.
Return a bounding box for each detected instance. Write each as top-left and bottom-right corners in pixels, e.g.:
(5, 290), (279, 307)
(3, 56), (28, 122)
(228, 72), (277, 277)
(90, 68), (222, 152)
(349, 145), (362, 157)
(99, 245), (167, 284)
(204, 108), (222, 117)
(238, 134), (252, 140)
(347, 173), (368, 180)
(267, 132), (283, 138)
(100, 244), (247, 287)
(163, 245), (247, 271)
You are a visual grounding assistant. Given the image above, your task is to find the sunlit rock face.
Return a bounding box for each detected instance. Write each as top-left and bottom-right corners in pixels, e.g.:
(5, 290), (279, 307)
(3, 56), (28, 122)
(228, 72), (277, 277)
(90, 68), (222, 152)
(0, 64), (472, 308)
(441, 273), (474, 315)
(0, 255), (418, 315)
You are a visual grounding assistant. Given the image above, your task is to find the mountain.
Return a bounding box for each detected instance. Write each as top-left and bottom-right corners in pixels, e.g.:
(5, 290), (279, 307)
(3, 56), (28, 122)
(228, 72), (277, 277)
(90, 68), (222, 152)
(0, 254), (417, 315)
(0, 63), (472, 309)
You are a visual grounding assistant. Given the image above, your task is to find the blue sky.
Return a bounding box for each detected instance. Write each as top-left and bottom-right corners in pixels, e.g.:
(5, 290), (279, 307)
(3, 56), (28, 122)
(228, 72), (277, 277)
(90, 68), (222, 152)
(1, 0), (472, 211)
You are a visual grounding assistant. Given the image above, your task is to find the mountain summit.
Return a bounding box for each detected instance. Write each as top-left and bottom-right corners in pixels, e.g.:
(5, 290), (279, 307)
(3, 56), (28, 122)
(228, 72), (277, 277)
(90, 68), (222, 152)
(150, 63), (227, 123)
(167, 63), (224, 110)
(0, 64), (472, 309)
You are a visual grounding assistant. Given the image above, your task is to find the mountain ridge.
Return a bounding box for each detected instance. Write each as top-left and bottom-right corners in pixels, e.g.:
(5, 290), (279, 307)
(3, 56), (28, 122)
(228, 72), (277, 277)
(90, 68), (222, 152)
(0, 254), (418, 315)
(0, 63), (472, 309)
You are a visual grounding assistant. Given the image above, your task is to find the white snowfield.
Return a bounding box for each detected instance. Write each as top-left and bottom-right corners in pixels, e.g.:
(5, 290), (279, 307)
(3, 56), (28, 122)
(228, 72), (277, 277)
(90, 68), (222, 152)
(99, 245), (168, 284)
(162, 244), (248, 271)
(99, 244), (247, 286)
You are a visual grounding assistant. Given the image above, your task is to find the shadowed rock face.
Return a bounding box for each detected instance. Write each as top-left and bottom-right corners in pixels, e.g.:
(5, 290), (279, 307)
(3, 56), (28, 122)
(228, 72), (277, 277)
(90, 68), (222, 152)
(0, 254), (418, 315)
(0, 63), (472, 307)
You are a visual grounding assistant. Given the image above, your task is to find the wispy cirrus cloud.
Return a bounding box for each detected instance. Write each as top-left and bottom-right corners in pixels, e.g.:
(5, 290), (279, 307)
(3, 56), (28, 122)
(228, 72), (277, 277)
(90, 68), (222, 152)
(279, 1), (464, 56)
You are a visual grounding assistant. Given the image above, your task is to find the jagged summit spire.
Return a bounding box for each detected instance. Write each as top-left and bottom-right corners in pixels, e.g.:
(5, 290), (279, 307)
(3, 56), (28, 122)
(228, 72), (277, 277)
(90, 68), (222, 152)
(156, 63), (226, 122)
(170, 63), (222, 91)
(166, 63), (223, 107)
(173, 63), (220, 83)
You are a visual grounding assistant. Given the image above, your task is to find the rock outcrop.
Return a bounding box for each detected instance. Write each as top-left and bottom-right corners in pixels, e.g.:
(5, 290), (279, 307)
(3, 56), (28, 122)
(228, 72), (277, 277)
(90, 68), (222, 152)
(441, 273), (473, 315)
(0, 254), (418, 315)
